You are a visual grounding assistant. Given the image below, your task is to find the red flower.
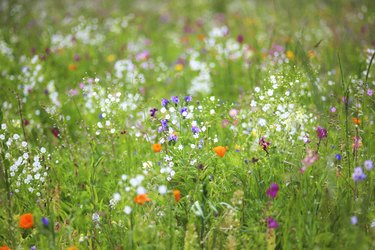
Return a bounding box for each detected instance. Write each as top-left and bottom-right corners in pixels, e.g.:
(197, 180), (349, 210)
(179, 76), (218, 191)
(19, 213), (34, 229)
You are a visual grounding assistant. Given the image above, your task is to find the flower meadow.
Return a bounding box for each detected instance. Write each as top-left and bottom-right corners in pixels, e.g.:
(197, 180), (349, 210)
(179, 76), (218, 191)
(0, 0), (375, 249)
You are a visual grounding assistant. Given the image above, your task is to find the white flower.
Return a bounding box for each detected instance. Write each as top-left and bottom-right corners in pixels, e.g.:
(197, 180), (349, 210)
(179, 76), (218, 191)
(210, 96), (215, 101)
(210, 109), (215, 115)
(113, 193), (121, 202)
(121, 174), (128, 180)
(92, 213), (100, 223)
(250, 100), (257, 107)
(254, 87), (260, 93)
(40, 147), (46, 153)
(160, 107), (166, 113)
(267, 89), (274, 96)
(1, 124), (6, 130)
(97, 122), (103, 128)
(13, 134), (20, 140)
(158, 185), (167, 194)
(178, 145), (184, 150)
(23, 153), (29, 159)
(136, 186), (146, 195)
(124, 206), (132, 214)
(258, 118), (266, 127)
(0, 134), (5, 140)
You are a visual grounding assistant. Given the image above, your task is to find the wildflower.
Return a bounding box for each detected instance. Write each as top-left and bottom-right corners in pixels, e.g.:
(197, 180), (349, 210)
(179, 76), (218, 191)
(158, 185), (167, 195)
(168, 133), (178, 143)
(352, 136), (362, 151)
(66, 246), (78, 250)
(171, 96), (179, 105)
(159, 119), (168, 132)
(68, 64), (77, 71)
(134, 194), (151, 205)
(175, 64), (184, 71)
(237, 34), (244, 43)
(149, 108), (158, 118)
(351, 216), (358, 225)
(335, 154), (342, 161)
(124, 206), (132, 215)
(364, 160), (373, 170)
(191, 126), (200, 134)
(330, 107), (336, 113)
(184, 96), (192, 103)
(0, 245), (10, 250)
(352, 117), (361, 125)
(106, 54), (116, 62)
(42, 217), (49, 227)
(352, 167), (366, 182)
(316, 126), (328, 139)
(161, 98), (169, 107)
(51, 127), (60, 138)
(266, 183), (279, 199)
(213, 146), (226, 158)
(19, 213), (34, 229)
(229, 109), (238, 117)
(180, 107), (188, 116)
(152, 143), (162, 153)
(367, 89), (373, 96)
(286, 50), (295, 60)
(301, 149), (319, 169)
(259, 136), (271, 155)
(173, 190), (181, 202)
(221, 119), (230, 128)
(266, 217), (279, 229)
(30, 246), (36, 250)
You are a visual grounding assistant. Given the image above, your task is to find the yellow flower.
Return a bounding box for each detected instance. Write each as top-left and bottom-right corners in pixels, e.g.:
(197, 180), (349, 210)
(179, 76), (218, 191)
(67, 246), (78, 250)
(175, 64), (184, 71)
(106, 54), (116, 63)
(286, 50), (295, 60)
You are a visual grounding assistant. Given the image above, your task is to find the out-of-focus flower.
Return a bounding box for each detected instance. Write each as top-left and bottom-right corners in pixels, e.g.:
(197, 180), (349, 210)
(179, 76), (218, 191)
(259, 136), (271, 155)
(171, 96), (179, 105)
(66, 246), (78, 250)
(150, 108), (158, 118)
(175, 64), (184, 71)
(367, 89), (373, 96)
(106, 54), (116, 62)
(161, 98), (169, 107)
(0, 245), (10, 250)
(68, 64), (77, 71)
(352, 136), (362, 151)
(42, 217), (49, 227)
(266, 217), (279, 229)
(286, 50), (295, 60)
(184, 96), (192, 103)
(352, 117), (361, 125)
(173, 190), (181, 202)
(213, 146), (226, 158)
(316, 126), (328, 139)
(229, 109), (238, 117)
(266, 183), (279, 199)
(351, 216), (358, 225)
(352, 167), (366, 182)
(152, 143), (162, 153)
(134, 194), (151, 205)
(20, 213), (34, 229)
(364, 160), (373, 170)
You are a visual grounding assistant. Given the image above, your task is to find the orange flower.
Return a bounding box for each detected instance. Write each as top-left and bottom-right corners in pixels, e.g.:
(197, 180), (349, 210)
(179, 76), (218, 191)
(352, 117), (361, 125)
(173, 190), (181, 202)
(152, 143), (162, 152)
(0, 245), (10, 250)
(19, 213), (34, 229)
(67, 246), (78, 250)
(68, 64), (77, 71)
(213, 146), (226, 158)
(134, 194), (151, 205)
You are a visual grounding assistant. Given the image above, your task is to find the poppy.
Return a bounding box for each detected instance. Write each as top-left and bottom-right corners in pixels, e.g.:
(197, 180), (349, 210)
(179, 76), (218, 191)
(213, 146), (226, 158)
(68, 64), (77, 71)
(152, 143), (162, 152)
(0, 245), (10, 250)
(134, 194), (151, 205)
(19, 213), (34, 229)
(173, 190), (181, 202)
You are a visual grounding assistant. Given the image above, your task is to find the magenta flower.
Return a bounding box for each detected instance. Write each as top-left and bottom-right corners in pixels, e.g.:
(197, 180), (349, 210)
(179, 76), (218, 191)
(266, 183), (279, 199)
(316, 126), (328, 139)
(259, 136), (271, 155)
(266, 217), (279, 229)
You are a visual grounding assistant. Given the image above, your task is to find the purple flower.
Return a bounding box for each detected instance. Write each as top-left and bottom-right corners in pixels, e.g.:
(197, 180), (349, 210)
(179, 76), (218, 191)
(30, 246), (36, 250)
(266, 217), (279, 229)
(316, 126), (328, 139)
(161, 98), (169, 107)
(192, 126), (200, 134)
(367, 89), (373, 96)
(330, 107), (336, 113)
(266, 183), (279, 199)
(171, 96), (179, 105)
(150, 108), (158, 118)
(180, 107), (188, 116)
(352, 167), (366, 182)
(158, 119), (168, 132)
(237, 34), (244, 43)
(168, 134), (178, 142)
(351, 216), (358, 225)
(184, 96), (192, 103)
(198, 139), (203, 149)
(364, 160), (373, 170)
(229, 109), (238, 117)
(259, 136), (271, 155)
(42, 217), (49, 226)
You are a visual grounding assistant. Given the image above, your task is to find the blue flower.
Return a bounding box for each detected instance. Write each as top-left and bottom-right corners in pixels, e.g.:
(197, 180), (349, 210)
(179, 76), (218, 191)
(364, 160), (373, 171)
(191, 126), (200, 134)
(335, 154), (341, 161)
(180, 107), (188, 116)
(42, 217), (49, 226)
